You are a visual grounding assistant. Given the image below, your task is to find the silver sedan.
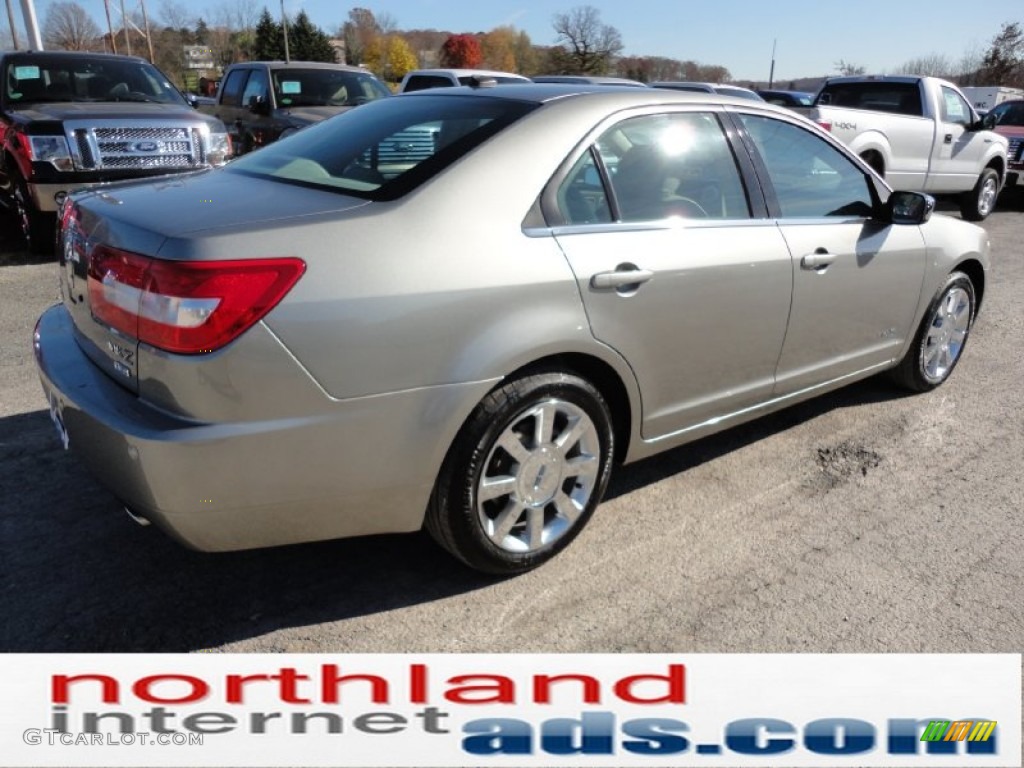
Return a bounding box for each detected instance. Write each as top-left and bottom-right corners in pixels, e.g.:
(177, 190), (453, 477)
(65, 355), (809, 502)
(35, 84), (989, 574)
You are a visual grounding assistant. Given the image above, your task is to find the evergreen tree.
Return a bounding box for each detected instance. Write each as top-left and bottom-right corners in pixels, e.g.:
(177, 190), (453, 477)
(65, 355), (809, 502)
(194, 17), (209, 45)
(253, 8), (284, 60)
(289, 11), (335, 62)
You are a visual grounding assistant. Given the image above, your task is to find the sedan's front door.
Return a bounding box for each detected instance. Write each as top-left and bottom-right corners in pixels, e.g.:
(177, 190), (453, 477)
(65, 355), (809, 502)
(736, 113), (927, 395)
(550, 111), (793, 439)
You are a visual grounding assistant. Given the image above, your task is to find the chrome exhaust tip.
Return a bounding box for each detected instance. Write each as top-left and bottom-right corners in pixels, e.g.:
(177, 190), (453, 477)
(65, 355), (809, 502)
(123, 505), (151, 527)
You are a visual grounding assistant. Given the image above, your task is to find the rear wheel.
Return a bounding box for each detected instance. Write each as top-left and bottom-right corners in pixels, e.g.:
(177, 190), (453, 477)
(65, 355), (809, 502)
(891, 271), (975, 392)
(426, 372), (614, 574)
(960, 167), (999, 221)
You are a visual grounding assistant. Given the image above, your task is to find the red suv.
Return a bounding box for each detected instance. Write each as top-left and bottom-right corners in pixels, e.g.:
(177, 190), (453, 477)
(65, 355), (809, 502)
(986, 100), (1024, 190)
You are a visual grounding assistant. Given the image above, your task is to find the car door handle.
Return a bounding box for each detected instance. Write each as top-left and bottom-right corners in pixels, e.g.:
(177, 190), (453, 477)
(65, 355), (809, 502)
(944, 133), (953, 144)
(591, 268), (654, 289)
(800, 250), (837, 270)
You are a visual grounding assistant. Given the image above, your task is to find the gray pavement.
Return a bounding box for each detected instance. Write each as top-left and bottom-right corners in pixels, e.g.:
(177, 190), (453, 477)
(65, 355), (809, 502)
(1, 202), (1022, 657)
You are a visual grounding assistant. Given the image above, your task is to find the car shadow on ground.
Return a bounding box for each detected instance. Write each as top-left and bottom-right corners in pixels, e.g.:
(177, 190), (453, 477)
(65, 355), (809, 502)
(0, 374), (909, 653)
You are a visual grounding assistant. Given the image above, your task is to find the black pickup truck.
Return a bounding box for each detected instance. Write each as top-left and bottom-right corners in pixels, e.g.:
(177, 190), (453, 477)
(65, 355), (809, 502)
(1, 50), (231, 253)
(195, 61), (390, 155)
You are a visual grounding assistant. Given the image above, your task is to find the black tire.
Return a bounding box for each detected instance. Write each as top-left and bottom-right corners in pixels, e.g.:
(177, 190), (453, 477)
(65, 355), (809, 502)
(891, 271), (975, 392)
(12, 170), (55, 256)
(960, 167), (999, 222)
(426, 372), (615, 574)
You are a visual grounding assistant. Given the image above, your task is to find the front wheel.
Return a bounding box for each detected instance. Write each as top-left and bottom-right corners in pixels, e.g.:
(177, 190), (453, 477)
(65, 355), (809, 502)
(426, 372), (615, 574)
(891, 271), (975, 392)
(12, 171), (54, 255)
(960, 168), (999, 221)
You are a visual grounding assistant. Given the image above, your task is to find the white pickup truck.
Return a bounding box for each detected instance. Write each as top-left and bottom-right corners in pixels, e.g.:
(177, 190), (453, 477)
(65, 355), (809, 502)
(801, 75), (1008, 220)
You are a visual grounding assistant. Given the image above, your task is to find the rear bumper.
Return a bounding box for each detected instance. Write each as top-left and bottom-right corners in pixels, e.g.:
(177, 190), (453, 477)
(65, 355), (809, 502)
(34, 303), (489, 552)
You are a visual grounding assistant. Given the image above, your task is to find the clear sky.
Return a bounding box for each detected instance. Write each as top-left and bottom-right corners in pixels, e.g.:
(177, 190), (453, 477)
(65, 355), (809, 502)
(9, 0), (1013, 82)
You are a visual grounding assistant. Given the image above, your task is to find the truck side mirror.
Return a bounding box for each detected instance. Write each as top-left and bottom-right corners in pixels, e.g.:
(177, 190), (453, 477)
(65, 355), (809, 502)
(185, 93), (199, 109)
(248, 95), (270, 116)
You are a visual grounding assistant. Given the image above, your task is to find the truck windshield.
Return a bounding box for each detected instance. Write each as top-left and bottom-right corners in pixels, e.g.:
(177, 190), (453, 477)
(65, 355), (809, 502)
(3, 54), (186, 105)
(271, 68), (390, 108)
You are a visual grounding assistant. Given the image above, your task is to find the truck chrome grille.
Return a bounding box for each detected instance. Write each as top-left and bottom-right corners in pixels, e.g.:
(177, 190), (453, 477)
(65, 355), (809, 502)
(1008, 137), (1023, 163)
(65, 120), (206, 171)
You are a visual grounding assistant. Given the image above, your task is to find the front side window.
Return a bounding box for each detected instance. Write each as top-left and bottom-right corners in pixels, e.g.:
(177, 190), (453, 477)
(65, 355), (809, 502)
(558, 112), (751, 224)
(241, 68), (269, 108)
(227, 94), (536, 200)
(738, 114), (874, 218)
(219, 68), (248, 107)
(989, 101), (1024, 126)
(940, 86), (973, 125)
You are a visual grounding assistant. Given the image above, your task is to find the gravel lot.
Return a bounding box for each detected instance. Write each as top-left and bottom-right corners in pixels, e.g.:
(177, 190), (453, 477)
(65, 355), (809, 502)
(1, 198), (1022, 657)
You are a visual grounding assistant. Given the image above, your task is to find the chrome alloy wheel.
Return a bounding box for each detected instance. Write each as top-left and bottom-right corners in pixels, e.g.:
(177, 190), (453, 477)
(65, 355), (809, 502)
(977, 176), (998, 218)
(922, 286), (972, 383)
(476, 398), (600, 553)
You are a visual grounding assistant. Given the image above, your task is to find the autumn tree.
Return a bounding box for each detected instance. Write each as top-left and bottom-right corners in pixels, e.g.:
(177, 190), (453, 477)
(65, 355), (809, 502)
(481, 27), (517, 71)
(365, 35), (417, 82)
(43, 1), (101, 51)
(342, 7), (380, 66)
(980, 21), (1024, 86)
(550, 5), (622, 75)
(440, 33), (483, 68)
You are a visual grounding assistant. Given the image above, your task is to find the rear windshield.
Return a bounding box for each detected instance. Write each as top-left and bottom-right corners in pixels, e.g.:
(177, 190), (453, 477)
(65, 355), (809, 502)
(226, 93), (538, 200)
(3, 54), (186, 105)
(816, 82), (922, 116)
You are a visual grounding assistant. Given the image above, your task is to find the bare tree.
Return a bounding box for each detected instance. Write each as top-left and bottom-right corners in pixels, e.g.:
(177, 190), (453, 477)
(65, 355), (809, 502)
(158, 0), (194, 30)
(955, 42), (986, 86)
(834, 59), (866, 76)
(895, 52), (953, 78)
(43, 1), (101, 50)
(551, 5), (623, 75)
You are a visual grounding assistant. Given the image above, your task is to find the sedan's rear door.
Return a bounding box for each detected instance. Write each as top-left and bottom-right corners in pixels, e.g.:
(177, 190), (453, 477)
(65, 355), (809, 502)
(548, 110), (793, 440)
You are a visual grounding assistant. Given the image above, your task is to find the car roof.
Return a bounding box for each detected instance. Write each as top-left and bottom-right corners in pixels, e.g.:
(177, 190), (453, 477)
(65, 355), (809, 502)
(532, 75), (647, 87)
(398, 82), (791, 111)
(240, 61), (375, 73)
(403, 68), (530, 80)
(1, 49), (148, 63)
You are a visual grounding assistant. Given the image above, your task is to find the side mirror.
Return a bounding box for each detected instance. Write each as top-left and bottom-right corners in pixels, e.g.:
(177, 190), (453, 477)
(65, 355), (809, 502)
(886, 191), (935, 225)
(185, 93), (198, 109)
(248, 95), (270, 116)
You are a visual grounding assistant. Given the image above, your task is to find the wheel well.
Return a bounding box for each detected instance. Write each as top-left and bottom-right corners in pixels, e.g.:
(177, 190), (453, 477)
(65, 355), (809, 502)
(955, 258), (986, 314)
(986, 156), (1005, 182)
(859, 150), (884, 176)
(503, 354), (633, 464)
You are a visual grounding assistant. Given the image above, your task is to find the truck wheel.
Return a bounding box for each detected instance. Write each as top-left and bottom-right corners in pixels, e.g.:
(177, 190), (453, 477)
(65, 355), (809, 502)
(959, 168), (999, 222)
(12, 171), (55, 256)
(859, 151), (884, 177)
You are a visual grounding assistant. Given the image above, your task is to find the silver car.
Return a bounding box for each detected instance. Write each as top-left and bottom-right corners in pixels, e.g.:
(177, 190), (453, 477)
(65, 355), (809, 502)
(35, 84), (989, 574)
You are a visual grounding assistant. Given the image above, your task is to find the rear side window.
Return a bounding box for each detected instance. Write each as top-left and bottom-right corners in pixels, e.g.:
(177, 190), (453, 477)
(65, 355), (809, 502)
(739, 114), (874, 218)
(227, 94), (537, 200)
(558, 111), (751, 224)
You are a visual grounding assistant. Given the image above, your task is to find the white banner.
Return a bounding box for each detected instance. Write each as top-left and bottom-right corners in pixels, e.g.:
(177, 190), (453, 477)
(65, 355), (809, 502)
(0, 654), (1019, 766)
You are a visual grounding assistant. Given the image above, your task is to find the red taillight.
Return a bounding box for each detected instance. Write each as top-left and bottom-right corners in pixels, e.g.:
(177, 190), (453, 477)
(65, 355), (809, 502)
(816, 119), (833, 132)
(87, 247), (305, 354)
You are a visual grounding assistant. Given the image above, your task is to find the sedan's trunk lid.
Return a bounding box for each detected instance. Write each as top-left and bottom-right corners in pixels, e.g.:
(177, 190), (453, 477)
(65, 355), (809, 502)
(59, 170), (370, 393)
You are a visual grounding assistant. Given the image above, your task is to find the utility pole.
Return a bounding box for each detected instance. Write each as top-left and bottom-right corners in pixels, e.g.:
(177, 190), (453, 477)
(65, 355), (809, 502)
(139, 0), (154, 61)
(119, 0), (131, 54)
(102, 0), (117, 53)
(768, 38), (776, 88)
(280, 0), (289, 63)
(5, 0), (20, 49)
(18, 0), (42, 49)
